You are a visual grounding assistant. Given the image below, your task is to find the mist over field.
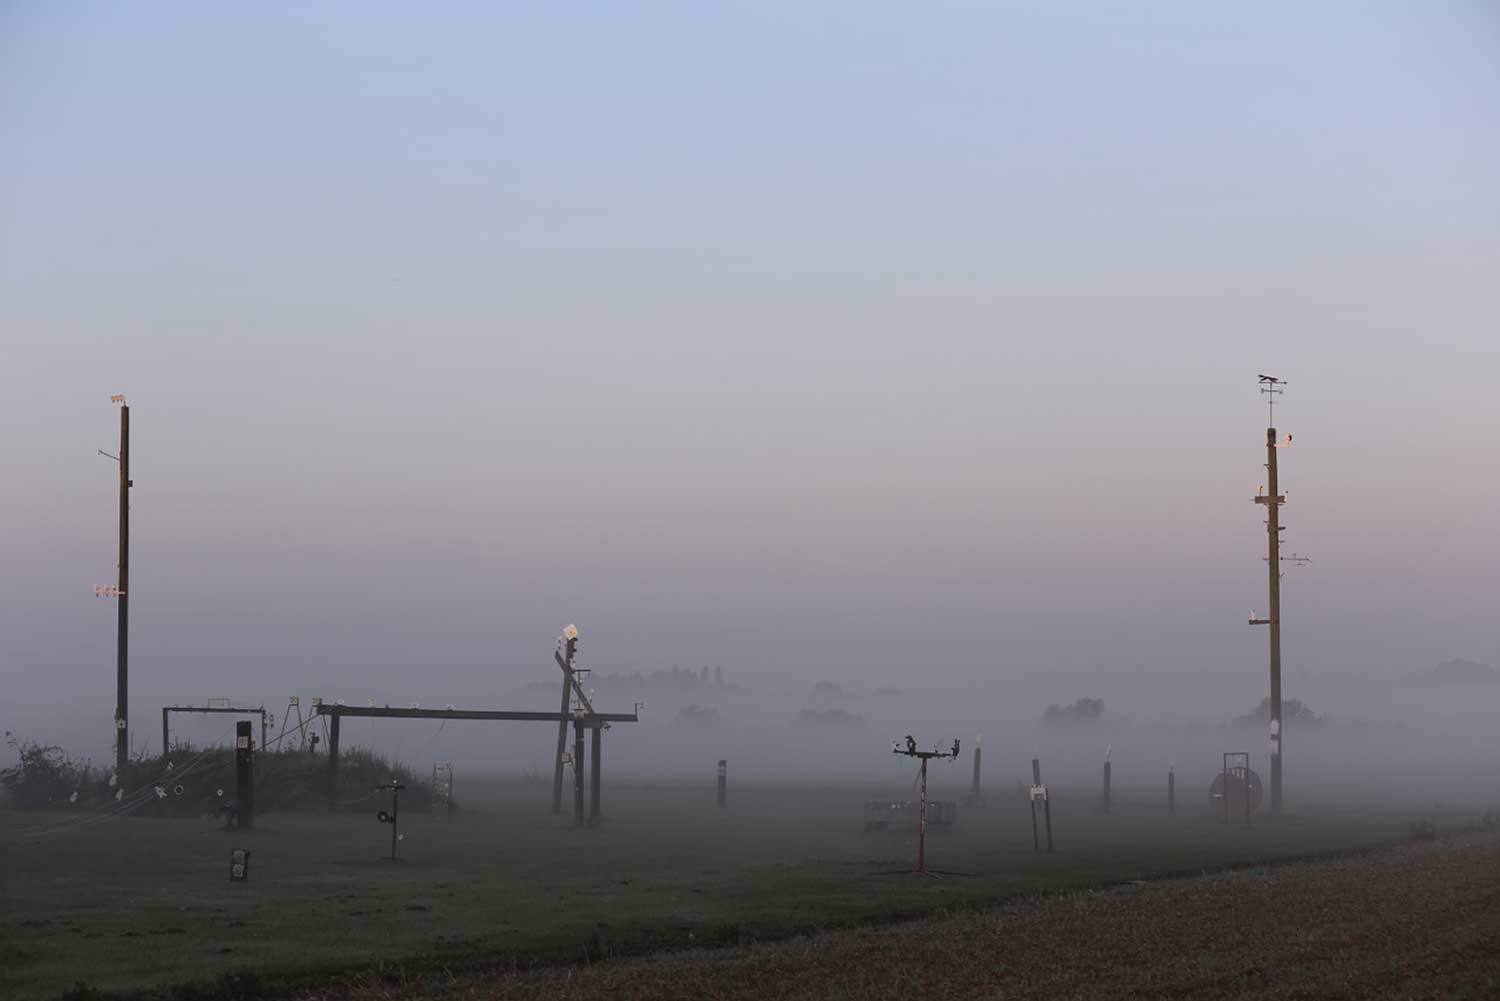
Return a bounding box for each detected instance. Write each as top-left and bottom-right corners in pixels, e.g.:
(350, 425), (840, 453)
(6, 5), (1500, 999)
(3, 1), (1498, 824)
(122, 655), (1496, 817)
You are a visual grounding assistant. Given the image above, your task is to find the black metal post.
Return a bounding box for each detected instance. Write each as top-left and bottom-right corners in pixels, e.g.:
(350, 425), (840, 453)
(917, 757), (929, 874)
(970, 745), (982, 803)
(1222, 755), (1229, 825)
(326, 711), (341, 805)
(389, 786), (399, 860)
(1043, 795), (1054, 851)
(717, 759), (727, 807)
(1103, 760), (1112, 814)
(1168, 768), (1175, 815)
(235, 720), (254, 829)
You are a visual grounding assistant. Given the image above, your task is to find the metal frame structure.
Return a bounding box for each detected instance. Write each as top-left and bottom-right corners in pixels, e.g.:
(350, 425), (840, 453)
(551, 624), (609, 816)
(276, 695), (317, 752)
(375, 782), (405, 860)
(314, 702), (637, 828)
(1220, 751), (1253, 827)
(431, 762), (453, 814)
(162, 702), (269, 757)
(889, 735), (960, 875)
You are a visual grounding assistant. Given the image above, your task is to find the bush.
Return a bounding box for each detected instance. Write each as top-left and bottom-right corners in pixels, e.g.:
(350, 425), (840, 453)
(0, 734), (96, 809)
(674, 704), (719, 725)
(1408, 818), (1437, 841)
(1, 734), (437, 815)
(1463, 810), (1498, 834)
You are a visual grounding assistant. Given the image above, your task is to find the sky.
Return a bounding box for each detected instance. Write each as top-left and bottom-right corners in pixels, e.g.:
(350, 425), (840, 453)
(2, 2), (1498, 761)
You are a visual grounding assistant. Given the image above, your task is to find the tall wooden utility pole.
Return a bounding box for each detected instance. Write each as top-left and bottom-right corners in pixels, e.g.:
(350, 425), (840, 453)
(1250, 376), (1290, 814)
(117, 401), (130, 771)
(98, 397), (133, 773)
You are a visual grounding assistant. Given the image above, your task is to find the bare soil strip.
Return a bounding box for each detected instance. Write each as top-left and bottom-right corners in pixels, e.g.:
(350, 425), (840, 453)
(304, 833), (1500, 1001)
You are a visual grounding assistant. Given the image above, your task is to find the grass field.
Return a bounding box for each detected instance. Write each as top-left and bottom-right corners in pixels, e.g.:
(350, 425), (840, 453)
(0, 781), (1417, 1001)
(351, 831), (1500, 1001)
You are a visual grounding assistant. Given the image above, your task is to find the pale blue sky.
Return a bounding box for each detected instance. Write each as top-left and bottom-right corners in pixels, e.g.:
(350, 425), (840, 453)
(2, 3), (1498, 754)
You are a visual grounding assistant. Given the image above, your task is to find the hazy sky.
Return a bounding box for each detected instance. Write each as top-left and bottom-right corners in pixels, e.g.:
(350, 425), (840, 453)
(2, 3), (1498, 756)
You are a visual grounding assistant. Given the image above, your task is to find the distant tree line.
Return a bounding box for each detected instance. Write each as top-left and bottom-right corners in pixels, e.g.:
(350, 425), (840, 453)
(1041, 698), (1105, 726)
(792, 708), (867, 729)
(1235, 697), (1324, 726)
(527, 665), (745, 696)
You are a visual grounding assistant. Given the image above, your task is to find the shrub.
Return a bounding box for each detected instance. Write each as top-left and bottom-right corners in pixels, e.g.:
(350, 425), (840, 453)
(1, 734), (436, 815)
(0, 734), (96, 809)
(674, 704), (719, 724)
(1407, 818), (1436, 841)
(1463, 810), (1498, 834)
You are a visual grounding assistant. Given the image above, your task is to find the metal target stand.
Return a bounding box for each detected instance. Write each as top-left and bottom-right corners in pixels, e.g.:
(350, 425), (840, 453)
(375, 782), (406, 861)
(879, 735), (969, 877)
(1211, 752), (1262, 828)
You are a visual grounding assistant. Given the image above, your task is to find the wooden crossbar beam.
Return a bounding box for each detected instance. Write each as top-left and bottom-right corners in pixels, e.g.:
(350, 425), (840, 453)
(311, 705), (637, 723)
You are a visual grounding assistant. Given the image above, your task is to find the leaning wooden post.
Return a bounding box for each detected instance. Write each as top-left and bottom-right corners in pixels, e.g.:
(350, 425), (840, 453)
(717, 759), (727, 807)
(552, 632), (578, 815)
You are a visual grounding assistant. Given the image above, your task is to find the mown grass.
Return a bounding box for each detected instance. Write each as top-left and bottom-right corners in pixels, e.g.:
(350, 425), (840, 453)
(0, 781), (1411, 1001)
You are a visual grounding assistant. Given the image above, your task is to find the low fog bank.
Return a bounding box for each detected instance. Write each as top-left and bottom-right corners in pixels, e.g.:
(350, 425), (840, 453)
(13, 660), (1495, 817)
(241, 666), (1497, 816)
